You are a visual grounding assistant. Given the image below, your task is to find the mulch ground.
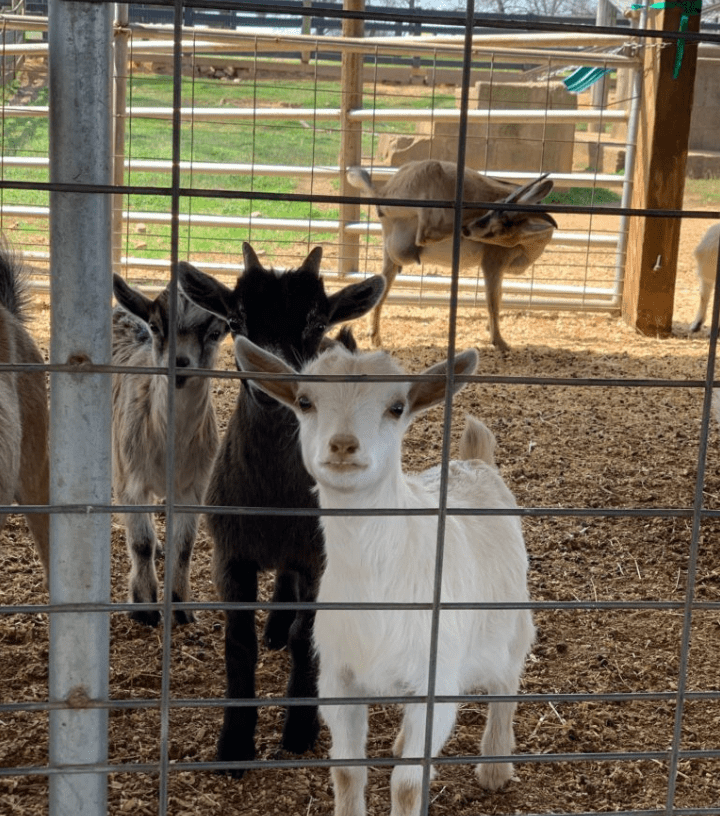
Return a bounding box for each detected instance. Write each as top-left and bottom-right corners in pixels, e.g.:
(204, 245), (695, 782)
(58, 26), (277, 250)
(2, 187), (720, 816)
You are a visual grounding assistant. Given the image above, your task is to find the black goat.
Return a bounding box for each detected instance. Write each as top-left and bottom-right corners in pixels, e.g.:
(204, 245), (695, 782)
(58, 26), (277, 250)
(178, 242), (384, 776)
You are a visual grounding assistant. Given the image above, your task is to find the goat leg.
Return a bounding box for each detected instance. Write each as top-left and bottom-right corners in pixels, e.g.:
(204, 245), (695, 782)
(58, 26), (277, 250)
(122, 507), (161, 627)
(371, 258), (401, 348)
(482, 252), (510, 353)
(281, 598), (320, 754)
(169, 510), (199, 625)
(263, 569), (299, 649)
(217, 564), (260, 777)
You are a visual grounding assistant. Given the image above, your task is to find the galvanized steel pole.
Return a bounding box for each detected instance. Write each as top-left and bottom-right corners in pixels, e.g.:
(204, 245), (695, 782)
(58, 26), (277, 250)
(48, 2), (113, 815)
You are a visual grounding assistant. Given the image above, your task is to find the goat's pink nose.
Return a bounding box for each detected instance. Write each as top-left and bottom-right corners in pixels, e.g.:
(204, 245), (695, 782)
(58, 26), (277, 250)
(329, 434), (359, 455)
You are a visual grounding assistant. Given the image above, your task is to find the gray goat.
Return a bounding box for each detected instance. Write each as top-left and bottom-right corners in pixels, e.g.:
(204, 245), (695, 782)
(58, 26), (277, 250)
(112, 275), (228, 626)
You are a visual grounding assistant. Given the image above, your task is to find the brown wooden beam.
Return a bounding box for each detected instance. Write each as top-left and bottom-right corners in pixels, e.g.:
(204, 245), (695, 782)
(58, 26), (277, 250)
(622, 5), (700, 337)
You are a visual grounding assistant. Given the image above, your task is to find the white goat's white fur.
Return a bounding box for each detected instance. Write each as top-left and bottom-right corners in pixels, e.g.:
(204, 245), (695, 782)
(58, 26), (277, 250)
(233, 338), (535, 816)
(690, 222), (720, 333)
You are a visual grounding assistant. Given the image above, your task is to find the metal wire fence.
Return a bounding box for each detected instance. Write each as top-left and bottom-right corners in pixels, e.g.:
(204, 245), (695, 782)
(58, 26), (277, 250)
(2, 1), (720, 815)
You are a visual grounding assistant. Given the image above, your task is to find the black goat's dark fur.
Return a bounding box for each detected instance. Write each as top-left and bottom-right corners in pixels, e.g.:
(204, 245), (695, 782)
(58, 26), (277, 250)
(178, 243), (384, 776)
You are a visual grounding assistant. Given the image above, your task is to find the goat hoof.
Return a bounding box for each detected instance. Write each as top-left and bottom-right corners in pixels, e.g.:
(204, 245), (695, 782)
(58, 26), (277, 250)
(217, 736), (255, 779)
(128, 608), (161, 628)
(281, 713), (321, 755)
(476, 761), (513, 791)
(689, 320), (702, 333)
(263, 609), (295, 650)
(173, 609), (196, 626)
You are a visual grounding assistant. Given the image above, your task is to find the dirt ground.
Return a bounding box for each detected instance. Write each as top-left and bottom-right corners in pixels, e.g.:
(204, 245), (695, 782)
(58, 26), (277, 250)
(2, 182), (720, 816)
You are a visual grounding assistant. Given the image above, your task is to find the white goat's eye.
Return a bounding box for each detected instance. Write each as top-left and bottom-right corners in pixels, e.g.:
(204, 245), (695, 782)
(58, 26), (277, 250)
(388, 401), (405, 418)
(208, 330), (221, 342)
(297, 395), (313, 413)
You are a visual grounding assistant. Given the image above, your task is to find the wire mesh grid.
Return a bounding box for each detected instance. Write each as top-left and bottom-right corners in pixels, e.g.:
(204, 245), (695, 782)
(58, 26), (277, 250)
(1, 1), (720, 815)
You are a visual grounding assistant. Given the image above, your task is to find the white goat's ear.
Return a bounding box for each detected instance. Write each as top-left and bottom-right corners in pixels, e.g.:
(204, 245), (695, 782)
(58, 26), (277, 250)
(233, 336), (298, 407)
(113, 274), (153, 323)
(407, 349), (478, 416)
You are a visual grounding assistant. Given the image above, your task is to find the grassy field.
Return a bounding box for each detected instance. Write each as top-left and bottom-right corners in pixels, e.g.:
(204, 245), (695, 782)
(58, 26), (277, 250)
(3, 69), (716, 274)
(0, 73), (459, 265)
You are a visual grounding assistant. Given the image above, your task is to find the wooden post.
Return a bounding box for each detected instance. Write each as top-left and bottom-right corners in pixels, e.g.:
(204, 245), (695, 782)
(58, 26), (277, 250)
(338, 0), (364, 277)
(621, 5), (700, 337)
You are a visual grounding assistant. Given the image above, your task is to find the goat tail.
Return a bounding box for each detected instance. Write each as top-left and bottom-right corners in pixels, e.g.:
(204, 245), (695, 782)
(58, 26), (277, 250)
(459, 415), (497, 468)
(0, 238), (29, 322)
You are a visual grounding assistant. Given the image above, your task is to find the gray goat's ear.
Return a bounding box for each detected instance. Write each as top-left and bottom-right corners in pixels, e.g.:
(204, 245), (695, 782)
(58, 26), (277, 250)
(234, 336), (298, 407)
(407, 349), (478, 416)
(113, 274), (153, 323)
(327, 275), (385, 326)
(178, 262), (235, 321)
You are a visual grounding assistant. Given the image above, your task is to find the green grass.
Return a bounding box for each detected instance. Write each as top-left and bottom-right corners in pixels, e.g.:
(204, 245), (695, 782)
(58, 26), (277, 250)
(545, 186), (621, 206)
(685, 178), (720, 208)
(0, 73), (628, 263)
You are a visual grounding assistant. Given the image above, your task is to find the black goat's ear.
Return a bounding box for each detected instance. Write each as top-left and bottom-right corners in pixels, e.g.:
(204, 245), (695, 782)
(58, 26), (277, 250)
(234, 336), (298, 407)
(178, 263), (235, 321)
(242, 242), (264, 274)
(113, 274), (153, 323)
(300, 246), (323, 277)
(327, 275), (385, 326)
(407, 349), (478, 416)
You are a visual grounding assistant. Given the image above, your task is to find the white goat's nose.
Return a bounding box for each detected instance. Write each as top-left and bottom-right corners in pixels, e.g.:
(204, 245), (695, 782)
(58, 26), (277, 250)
(176, 356), (190, 368)
(329, 434), (359, 455)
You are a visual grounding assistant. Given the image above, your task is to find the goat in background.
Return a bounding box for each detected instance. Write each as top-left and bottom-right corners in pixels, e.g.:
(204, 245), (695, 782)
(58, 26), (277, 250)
(178, 242), (384, 776)
(689, 222), (720, 334)
(112, 274), (228, 626)
(0, 243), (49, 585)
(235, 337), (535, 816)
(347, 159), (556, 352)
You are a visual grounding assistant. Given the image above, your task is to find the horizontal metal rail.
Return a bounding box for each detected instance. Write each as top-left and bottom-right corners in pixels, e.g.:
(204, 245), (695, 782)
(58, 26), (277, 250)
(0, 156), (628, 188)
(0, 16), (641, 68)
(3, 104), (629, 124)
(3, 204), (621, 248)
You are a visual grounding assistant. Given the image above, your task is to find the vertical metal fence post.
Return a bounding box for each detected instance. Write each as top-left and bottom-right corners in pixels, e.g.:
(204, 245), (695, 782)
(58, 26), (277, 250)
(47, 2), (113, 814)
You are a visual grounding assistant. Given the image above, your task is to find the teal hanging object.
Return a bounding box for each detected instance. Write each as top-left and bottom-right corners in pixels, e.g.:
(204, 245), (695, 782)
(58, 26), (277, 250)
(563, 65), (613, 93)
(630, 0), (702, 79)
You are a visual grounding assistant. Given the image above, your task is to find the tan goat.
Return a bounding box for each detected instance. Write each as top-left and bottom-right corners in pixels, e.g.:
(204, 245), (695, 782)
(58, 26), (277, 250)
(0, 243), (49, 585)
(347, 159), (556, 352)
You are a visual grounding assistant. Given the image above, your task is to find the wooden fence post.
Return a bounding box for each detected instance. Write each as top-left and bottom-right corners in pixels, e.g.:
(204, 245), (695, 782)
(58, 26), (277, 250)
(621, 5), (700, 337)
(338, 0), (364, 277)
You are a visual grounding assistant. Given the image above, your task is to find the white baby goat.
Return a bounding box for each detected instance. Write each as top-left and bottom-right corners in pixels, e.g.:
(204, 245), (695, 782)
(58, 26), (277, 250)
(112, 274), (228, 626)
(690, 222), (720, 333)
(234, 337), (535, 816)
(347, 159), (556, 352)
